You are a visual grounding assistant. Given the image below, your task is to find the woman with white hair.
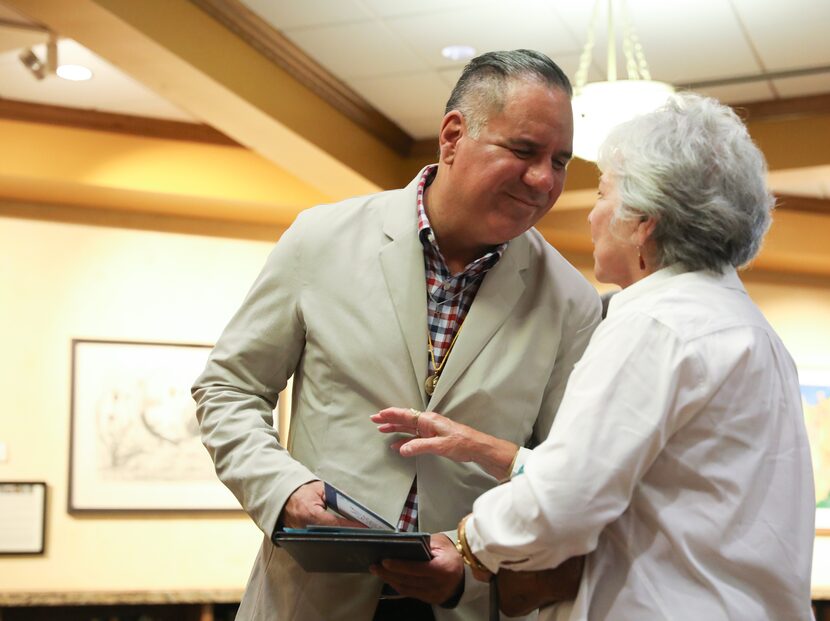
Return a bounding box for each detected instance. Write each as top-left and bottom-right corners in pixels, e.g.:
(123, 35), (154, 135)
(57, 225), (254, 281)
(373, 93), (815, 619)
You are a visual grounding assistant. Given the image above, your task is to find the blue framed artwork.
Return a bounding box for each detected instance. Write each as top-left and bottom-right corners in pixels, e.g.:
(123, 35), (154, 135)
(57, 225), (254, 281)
(800, 367), (830, 532)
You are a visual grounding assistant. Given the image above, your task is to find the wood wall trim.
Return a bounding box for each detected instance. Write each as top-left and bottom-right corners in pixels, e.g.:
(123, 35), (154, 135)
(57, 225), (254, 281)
(776, 193), (830, 215)
(189, 0), (414, 156)
(735, 93), (830, 123)
(0, 199), (283, 242)
(0, 589), (245, 606)
(0, 97), (241, 146)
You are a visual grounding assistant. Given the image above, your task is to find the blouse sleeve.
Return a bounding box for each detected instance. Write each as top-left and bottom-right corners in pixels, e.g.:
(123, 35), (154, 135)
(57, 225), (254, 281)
(465, 310), (707, 572)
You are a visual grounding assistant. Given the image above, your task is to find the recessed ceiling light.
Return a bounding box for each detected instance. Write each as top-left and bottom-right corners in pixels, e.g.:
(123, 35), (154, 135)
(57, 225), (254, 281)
(56, 64), (93, 81)
(441, 45), (476, 61)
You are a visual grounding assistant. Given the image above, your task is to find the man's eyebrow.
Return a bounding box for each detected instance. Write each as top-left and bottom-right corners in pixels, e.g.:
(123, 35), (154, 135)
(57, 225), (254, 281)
(505, 137), (542, 149)
(507, 138), (571, 156)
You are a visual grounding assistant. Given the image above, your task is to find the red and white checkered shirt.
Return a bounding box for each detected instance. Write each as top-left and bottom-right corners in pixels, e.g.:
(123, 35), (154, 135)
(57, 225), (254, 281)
(397, 165), (506, 532)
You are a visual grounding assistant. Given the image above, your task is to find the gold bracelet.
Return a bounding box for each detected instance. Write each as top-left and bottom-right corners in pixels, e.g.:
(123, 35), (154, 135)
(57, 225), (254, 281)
(456, 515), (489, 574)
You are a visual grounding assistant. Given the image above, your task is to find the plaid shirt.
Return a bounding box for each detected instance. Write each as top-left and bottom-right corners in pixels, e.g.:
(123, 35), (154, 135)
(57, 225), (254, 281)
(397, 165), (506, 532)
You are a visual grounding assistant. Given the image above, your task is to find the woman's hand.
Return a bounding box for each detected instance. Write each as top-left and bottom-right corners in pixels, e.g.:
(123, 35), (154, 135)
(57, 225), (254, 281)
(371, 407), (519, 480)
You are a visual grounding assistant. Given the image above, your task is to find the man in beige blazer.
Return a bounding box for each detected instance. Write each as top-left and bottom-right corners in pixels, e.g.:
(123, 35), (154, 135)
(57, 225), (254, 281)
(192, 49), (601, 621)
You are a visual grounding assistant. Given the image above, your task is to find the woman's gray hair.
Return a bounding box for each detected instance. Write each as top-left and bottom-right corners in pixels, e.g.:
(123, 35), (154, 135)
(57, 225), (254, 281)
(598, 92), (774, 272)
(445, 49), (572, 138)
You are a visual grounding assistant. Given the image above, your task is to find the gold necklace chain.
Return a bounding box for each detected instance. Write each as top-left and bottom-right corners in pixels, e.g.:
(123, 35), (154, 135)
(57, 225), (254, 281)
(425, 321), (464, 396)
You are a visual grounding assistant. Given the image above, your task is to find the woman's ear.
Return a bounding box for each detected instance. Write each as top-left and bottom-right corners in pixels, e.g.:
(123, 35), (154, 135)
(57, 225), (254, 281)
(438, 111), (465, 165)
(635, 215), (657, 246)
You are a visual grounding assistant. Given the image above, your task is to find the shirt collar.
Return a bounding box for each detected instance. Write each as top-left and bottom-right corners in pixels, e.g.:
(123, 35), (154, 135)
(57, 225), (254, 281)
(607, 265), (744, 316)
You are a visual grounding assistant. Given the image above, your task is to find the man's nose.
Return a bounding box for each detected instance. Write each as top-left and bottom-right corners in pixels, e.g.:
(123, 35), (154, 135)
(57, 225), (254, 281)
(523, 161), (555, 193)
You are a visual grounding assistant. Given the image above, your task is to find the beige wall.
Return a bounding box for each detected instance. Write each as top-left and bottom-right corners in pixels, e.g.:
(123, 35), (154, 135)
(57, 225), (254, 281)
(1, 213), (829, 594)
(0, 215), (275, 592)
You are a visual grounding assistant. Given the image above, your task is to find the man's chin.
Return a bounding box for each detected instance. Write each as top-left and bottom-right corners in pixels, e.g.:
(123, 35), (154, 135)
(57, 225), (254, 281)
(488, 220), (538, 244)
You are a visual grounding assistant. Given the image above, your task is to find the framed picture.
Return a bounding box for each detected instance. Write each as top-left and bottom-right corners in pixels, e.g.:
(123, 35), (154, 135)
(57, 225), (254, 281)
(800, 366), (830, 532)
(69, 339), (241, 512)
(0, 482), (46, 554)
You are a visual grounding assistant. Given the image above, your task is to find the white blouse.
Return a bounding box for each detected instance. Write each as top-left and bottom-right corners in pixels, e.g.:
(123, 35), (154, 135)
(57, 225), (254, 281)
(466, 267), (815, 621)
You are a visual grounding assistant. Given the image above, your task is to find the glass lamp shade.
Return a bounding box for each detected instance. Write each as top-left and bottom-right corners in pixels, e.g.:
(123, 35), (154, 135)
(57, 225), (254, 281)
(572, 80), (675, 161)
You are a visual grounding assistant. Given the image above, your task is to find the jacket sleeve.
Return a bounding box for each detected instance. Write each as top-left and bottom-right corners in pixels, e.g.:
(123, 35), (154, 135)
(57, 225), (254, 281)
(192, 213), (318, 536)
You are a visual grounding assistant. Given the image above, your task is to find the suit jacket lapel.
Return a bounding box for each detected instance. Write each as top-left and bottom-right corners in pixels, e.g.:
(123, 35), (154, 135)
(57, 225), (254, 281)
(427, 235), (529, 409)
(379, 174), (430, 408)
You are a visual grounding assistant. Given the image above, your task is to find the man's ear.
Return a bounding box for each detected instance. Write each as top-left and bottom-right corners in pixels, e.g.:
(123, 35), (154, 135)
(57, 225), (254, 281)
(438, 111), (465, 165)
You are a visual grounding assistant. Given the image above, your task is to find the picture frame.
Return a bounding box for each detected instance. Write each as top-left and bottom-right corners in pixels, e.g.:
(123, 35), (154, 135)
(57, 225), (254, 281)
(69, 339), (242, 512)
(0, 482), (47, 554)
(800, 366), (830, 533)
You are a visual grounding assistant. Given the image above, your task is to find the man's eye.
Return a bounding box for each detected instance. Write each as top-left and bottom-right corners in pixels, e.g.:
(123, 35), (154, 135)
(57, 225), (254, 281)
(511, 149), (531, 159)
(552, 160), (568, 171)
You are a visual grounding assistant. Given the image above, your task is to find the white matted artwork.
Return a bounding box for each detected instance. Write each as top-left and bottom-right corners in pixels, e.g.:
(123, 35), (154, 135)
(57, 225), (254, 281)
(800, 366), (830, 532)
(69, 339), (241, 512)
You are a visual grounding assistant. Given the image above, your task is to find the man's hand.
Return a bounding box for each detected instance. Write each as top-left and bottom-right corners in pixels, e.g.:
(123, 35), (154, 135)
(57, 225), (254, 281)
(370, 533), (464, 605)
(371, 407), (518, 479)
(278, 481), (363, 529)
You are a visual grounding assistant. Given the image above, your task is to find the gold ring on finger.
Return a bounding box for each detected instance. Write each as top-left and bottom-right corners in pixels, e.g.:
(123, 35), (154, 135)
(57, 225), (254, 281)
(409, 408), (421, 437)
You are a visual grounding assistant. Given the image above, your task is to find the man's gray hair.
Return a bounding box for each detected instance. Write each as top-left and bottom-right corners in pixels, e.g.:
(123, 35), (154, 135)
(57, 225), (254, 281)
(445, 49), (572, 137)
(598, 92), (774, 273)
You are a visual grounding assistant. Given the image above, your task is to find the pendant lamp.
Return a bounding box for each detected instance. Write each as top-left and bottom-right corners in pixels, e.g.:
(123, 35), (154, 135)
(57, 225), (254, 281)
(572, 0), (674, 161)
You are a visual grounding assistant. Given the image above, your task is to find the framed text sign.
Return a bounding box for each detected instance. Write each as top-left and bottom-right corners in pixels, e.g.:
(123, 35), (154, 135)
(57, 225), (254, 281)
(0, 482), (46, 555)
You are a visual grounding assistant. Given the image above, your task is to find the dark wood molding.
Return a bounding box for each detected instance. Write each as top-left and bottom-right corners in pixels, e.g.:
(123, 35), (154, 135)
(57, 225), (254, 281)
(775, 193), (830, 215)
(0, 17), (45, 32)
(0, 97), (241, 146)
(189, 0), (414, 156)
(734, 93), (830, 123)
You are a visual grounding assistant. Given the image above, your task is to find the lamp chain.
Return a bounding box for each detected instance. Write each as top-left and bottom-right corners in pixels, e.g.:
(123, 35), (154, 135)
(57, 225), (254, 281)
(573, 0), (602, 92)
(574, 0), (656, 90)
(620, 0), (652, 80)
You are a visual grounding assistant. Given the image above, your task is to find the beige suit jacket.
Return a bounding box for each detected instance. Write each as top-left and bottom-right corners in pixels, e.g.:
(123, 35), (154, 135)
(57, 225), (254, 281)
(192, 169), (601, 620)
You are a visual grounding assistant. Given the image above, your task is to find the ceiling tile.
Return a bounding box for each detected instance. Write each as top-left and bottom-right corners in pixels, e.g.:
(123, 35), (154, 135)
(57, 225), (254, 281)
(396, 116), (443, 141)
(361, 0), (497, 18)
(437, 66), (464, 90)
(284, 21), (428, 79)
(347, 71), (449, 136)
(688, 81), (775, 106)
(383, 0), (582, 72)
(731, 0), (830, 72)
(238, 0), (371, 30)
(434, 51), (597, 91)
(617, 0), (760, 84)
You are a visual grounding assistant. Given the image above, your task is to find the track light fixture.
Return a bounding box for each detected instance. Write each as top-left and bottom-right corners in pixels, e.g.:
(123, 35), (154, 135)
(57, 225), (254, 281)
(19, 33), (58, 80)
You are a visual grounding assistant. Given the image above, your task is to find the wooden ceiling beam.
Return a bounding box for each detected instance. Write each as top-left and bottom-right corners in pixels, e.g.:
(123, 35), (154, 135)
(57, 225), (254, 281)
(0, 98), (240, 146)
(4, 0), (406, 197)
